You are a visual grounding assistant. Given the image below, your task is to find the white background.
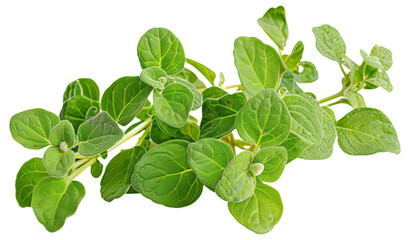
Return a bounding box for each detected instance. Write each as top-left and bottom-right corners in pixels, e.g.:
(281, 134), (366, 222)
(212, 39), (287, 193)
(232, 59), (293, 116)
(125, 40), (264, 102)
(0, 0), (409, 239)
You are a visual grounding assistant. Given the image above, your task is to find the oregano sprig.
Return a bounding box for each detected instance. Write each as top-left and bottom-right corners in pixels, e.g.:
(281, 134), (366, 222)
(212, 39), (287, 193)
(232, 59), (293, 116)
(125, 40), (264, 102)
(10, 5), (400, 234)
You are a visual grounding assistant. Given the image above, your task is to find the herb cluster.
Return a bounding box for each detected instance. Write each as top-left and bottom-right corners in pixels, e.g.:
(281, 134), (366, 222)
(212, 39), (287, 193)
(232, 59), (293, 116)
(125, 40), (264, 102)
(10, 6), (400, 234)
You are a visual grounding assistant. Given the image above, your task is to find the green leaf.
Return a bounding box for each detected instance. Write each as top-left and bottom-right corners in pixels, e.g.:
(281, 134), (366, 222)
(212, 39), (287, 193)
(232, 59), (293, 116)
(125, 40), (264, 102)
(283, 94), (322, 145)
(77, 112), (124, 157)
(284, 41), (304, 71)
(187, 138), (234, 190)
(63, 78), (99, 103)
(236, 89), (291, 148)
(312, 24), (346, 61)
(336, 108), (400, 155)
(90, 160), (103, 178)
(200, 92), (247, 139)
(10, 108), (59, 149)
(257, 6), (288, 50)
(343, 90), (366, 108)
(280, 133), (311, 163)
(131, 140), (203, 208)
(202, 86), (228, 100)
(360, 45), (392, 71)
(293, 61), (319, 83)
(252, 147), (287, 182)
(43, 147), (75, 177)
(219, 72), (226, 87)
(101, 76), (152, 126)
(234, 37), (286, 96)
(167, 76), (203, 110)
(174, 68), (206, 90)
(137, 28), (185, 75)
(279, 71), (304, 95)
(186, 58), (216, 85)
(153, 82), (194, 128)
(150, 117), (199, 144)
(300, 107), (337, 160)
(32, 177), (85, 232)
(140, 66), (168, 89)
(100, 146), (146, 202)
(60, 95), (100, 131)
(15, 158), (49, 208)
(228, 180), (283, 234)
(343, 55), (362, 86)
(49, 120), (75, 148)
(136, 100), (152, 121)
(216, 151), (255, 202)
(364, 66), (393, 92)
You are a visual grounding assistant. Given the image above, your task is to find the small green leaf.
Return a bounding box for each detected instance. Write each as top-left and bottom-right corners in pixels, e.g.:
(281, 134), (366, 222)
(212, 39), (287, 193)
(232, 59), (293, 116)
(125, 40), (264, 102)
(279, 71), (304, 95)
(137, 28), (185, 75)
(101, 76), (152, 126)
(280, 133), (311, 163)
(187, 138), (234, 190)
(153, 82), (194, 128)
(336, 108), (400, 155)
(150, 117), (199, 144)
(343, 90), (366, 108)
(234, 37), (286, 96)
(167, 76), (203, 110)
(257, 6), (288, 50)
(136, 100), (152, 121)
(32, 177), (85, 232)
(186, 58), (216, 85)
(293, 61), (319, 83)
(60, 95), (100, 131)
(219, 72), (226, 87)
(253, 147), (287, 182)
(284, 41), (304, 71)
(77, 112), (124, 157)
(90, 160), (103, 178)
(300, 107), (337, 160)
(10, 108), (59, 149)
(216, 151), (255, 202)
(364, 66), (393, 92)
(63, 78), (99, 103)
(174, 68), (206, 90)
(360, 45), (392, 71)
(228, 180), (283, 234)
(43, 147), (75, 177)
(100, 146), (146, 202)
(140, 66), (168, 89)
(49, 120), (75, 148)
(236, 89), (291, 148)
(15, 158), (49, 208)
(312, 24), (346, 61)
(202, 86), (228, 100)
(200, 92), (247, 139)
(131, 140), (203, 208)
(283, 94), (322, 145)
(85, 106), (99, 120)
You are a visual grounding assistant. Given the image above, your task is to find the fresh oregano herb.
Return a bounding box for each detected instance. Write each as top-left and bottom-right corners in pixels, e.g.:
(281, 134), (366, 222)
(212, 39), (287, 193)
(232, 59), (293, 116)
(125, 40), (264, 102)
(9, 5), (400, 235)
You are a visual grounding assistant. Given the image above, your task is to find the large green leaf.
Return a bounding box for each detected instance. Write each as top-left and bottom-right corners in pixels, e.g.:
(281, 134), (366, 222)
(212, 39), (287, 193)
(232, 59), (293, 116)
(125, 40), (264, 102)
(49, 120), (75, 148)
(101, 76), (152, 126)
(187, 138), (233, 190)
(300, 107), (337, 160)
(42, 147), (75, 177)
(137, 28), (185, 75)
(236, 89), (291, 148)
(257, 6), (288, 50)
(139, 66), (168, 89)
(280, 133), (311, 163)
(77, 112), (124, 157)
(283, 94), (322, 145)
(186, 58), (216, 85)
(10, 108), (59, 149)
(60, 95), (100, 131)
(252, 147), (287, 182)
(200, 92), (246, 139)
(32, 177), (85, 232)
(174, 68), (206, 90)
(15, 158), (50, 208)
(284, 41), (304, 71)
(202, 86), (228, 100)
(153, 82), (194, 128)
(312, 24), (346, 61)
(63, 78), (99, 103)
(234, 37), (286, 96)
(228, 180), (283, 234)
(150, 117), (199, 144)
(360, 45), (392, 71)
(216, 151), (255, 202)
(166, 76), (203, 110)
(336, 108), (400, 155)
(100, 146), (146, 202)
(131, 140), (203, 208)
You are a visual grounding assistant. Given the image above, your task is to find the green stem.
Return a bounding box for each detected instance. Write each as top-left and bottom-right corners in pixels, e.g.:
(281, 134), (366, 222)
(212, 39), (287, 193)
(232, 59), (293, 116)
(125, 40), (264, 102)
(224, 84), (243, 90)
(339, 62), (348, 78)
(71, 157), (90, 172)
(319, 91), (344, 104)
(136, 125), (151, 146)
(69, 157), (97, 181)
